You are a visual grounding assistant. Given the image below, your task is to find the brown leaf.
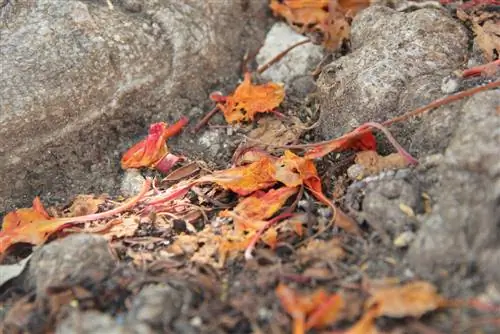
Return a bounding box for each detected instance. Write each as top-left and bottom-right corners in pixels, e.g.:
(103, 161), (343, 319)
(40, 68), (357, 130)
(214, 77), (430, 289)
(366, 281), (445, 318)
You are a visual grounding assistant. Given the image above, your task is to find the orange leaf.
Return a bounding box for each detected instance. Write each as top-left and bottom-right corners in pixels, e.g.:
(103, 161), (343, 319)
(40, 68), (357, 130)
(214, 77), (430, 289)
(304, 130), (376, 160)
(121, 117), (188, 169)
(305, 293), (345, 329)
(0, 198), (69, 254)
(218, 73), (285, 123)
(345, 309), (379, 334)
(277, 283), (345, 334)
(199, 157), (277, 196)
(222, 186), (298, 223)
(367, 281), (445, 318)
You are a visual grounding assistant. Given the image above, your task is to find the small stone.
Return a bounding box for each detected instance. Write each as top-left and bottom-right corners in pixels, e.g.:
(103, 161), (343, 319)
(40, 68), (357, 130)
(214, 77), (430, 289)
(120, 169), (146, 197)
(394, 231), (416, 248)
(441, 75), (461, 94)
(27, 234), (115, 296)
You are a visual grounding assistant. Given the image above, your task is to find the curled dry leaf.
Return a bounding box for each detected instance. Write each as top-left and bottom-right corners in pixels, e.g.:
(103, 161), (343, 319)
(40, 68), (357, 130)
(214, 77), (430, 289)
(351, 150), (410, 179)
(121, 117), (188, 170)
(276, 283), (345, 334)
(269, 0), (370, 50)
(220, 186), (298, 224)
(304, 130), (377, 160)
(245, 116), (305, 151)
(217, 72), (285, 123)
(66, 195), (107, 217)
(199, 157), (277, 195)
(0, 198), (69, 255)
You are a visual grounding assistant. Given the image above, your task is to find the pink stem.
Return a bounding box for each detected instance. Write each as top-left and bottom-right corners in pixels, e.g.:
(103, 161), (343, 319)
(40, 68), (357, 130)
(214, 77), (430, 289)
(56, 178), (152, 224)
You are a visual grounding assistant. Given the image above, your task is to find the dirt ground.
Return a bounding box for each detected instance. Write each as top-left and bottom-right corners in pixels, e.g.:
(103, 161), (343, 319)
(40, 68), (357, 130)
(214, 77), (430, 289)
(1, 1), (500, 333)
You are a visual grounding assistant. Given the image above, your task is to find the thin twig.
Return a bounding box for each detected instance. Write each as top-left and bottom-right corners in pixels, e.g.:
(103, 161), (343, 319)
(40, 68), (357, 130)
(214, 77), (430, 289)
(274, 80), (500, 150)
(193, 106), (220, 133)
(56, 178), (151, 224)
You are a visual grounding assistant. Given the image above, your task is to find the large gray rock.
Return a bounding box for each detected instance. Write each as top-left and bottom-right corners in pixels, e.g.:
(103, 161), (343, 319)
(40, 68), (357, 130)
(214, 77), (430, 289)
(26, 234), (115, 295)
(316, 6), (468, 152)
(0, 0), (269, 213)
(408, 91), (500, 289)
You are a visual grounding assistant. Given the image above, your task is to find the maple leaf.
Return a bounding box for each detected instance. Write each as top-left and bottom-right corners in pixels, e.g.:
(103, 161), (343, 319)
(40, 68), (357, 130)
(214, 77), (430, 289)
(121, 117), (188, 170)
(0, 198), (69, 255)
(217, 72), (285, 123)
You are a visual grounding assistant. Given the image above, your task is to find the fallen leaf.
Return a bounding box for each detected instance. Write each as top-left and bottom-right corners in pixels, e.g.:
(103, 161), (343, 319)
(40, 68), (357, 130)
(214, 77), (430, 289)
(345, 309), (379, 334)
(221, 186), (298, 224)
(99, 216), (140, 240)
(217, 72), (285, 123)
(353, 150), (409, 178)
(245, 116), (305, 150)
(0, 198), (69, 255)
(121, 117), (188, 170)
(269, 0), (370, 49)
(66, 195), (106, 217)
(0, 254), (32, 287)
(297, 238), (345, 264)
(304, 130), (377, 160)
(366, 281), (445, 318)
(276, 283), (345, 334)
(472, 20), (500, 62)
(199, 157), (277, 195)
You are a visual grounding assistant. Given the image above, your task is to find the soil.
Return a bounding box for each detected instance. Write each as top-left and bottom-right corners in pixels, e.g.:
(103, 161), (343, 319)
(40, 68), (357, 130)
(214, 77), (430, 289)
(1, 1), (500, 334)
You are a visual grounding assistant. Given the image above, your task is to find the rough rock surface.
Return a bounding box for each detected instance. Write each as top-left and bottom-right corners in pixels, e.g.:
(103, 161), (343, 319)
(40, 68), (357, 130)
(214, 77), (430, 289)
(25, 234), (115, 295)
(256, 22), (324, 87)
(57, 310), (153, 334)
(316, 6), (468, 152)
(408, 91), (500, 289)
(126, 282), (196, 331)
(0, 0), (269, 213)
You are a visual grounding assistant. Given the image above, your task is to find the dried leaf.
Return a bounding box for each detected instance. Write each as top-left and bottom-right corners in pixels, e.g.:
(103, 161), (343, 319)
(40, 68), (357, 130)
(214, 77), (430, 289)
(199, 157), (277, 195)
(269, 0), (370, 49)
(353, 150), (409, 177)
(66, 195), (106, 217)
(304, 130), (377, 160)
(472, 20), (500, 62)
(0, 198), (69, 254)
(221, 187), (298, 223)
(276, 283), (344, 333)
(367, 281), (445, 318)
(345, 309), (379, 334)
(121, 117), (188, 169)
(99, 216), (140, 240)
(246, 116), (305, 150)
(218, 73), (285, 123)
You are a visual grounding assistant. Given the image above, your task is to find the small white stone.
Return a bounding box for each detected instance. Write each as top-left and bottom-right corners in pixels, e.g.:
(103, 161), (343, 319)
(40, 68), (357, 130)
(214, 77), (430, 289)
(120, 169), (146, 197)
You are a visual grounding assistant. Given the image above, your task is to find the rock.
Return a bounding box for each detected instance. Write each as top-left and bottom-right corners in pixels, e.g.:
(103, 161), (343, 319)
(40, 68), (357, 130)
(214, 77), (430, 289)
(120, 169), (146, 197)
(57, 310), (153, 334)
(0, 0), (270, 213)
(256, 22), (324, 86)
(126, 282), (196, 331)
(26, 234), (115, 295)
(408, 91), (500, 289)
(316, 6), (468, 153)
(122, 0), (143, 13)
(352, 173), (422, 243)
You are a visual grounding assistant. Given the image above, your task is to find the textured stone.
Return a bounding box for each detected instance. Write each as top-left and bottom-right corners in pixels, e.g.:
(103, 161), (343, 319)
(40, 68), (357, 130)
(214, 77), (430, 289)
(0, 0), (269, 213)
